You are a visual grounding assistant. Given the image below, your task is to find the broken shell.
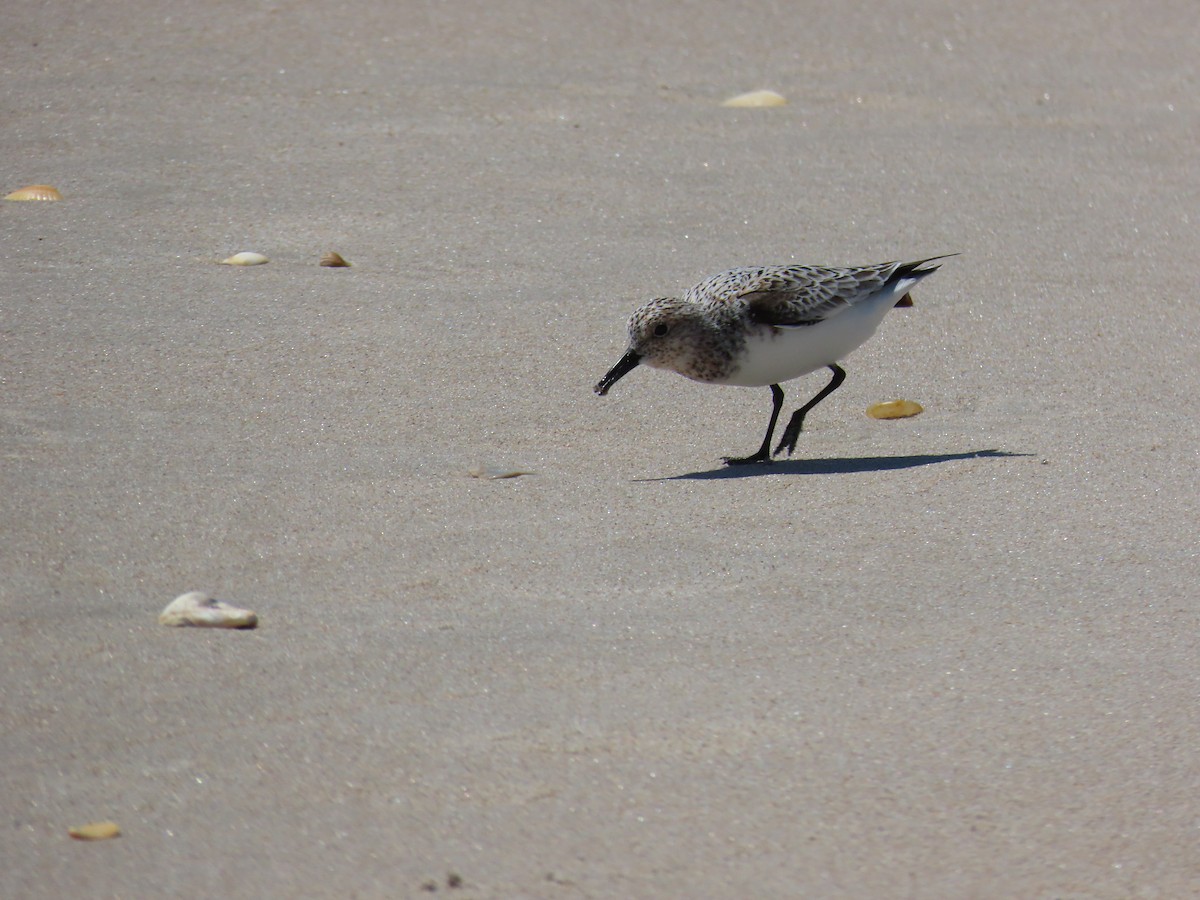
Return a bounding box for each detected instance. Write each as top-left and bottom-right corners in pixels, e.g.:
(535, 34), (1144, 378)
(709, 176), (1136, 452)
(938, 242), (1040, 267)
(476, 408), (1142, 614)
(320, 251), (351, 267)
(5, 184), (64, 201)
(721, 90), (787, 108)
(220, 251), (269, 266)
(866, 399), (924, 419)
(468, 464), (532, 479)
(69, 821), (121, 841)
(159, 591), (258, 628)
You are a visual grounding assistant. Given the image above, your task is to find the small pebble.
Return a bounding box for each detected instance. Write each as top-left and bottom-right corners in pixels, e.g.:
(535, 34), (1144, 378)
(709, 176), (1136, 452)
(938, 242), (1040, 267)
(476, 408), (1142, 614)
(69, 821), (121, 841)
(866, 399), (924, 419)
(220, 251), (269, 266)
(159, 591), (258, 628)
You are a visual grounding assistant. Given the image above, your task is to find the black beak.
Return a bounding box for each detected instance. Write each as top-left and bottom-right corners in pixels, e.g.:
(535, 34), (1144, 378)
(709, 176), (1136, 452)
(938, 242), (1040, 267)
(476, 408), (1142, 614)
(594, 349), (641, 396)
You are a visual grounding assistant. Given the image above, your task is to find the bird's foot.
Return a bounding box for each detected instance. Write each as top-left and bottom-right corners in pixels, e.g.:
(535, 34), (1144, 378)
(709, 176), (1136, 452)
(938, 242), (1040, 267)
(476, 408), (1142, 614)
(773, 427), (801, 458)
(722, 451), (773, 466)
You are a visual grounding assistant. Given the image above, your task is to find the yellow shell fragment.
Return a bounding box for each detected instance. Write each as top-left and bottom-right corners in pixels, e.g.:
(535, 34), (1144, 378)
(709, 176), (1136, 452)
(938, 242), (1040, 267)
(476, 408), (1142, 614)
(320, 251), (351, 267)
(721, 90), (787, 108)
(220, 251), (269, 266)
(69, 821), (121, 841)
(5, 184), (64, 201)
(867, 399), (924, 419)
(159, 591), (258, 628)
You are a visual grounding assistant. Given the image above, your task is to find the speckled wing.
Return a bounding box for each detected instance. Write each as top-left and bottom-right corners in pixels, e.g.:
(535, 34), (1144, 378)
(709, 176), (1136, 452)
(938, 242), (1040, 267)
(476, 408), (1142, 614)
(724, 264), (898, 327)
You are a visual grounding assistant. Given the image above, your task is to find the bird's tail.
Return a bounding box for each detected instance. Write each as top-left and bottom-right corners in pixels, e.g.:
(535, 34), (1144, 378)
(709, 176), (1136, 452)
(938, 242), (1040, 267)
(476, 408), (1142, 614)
(888, 254), (957, 306)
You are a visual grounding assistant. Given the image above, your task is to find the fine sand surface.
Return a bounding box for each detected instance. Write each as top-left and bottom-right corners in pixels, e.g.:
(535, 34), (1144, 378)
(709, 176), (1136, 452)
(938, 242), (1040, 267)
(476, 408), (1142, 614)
(3, 1), (1198, 896)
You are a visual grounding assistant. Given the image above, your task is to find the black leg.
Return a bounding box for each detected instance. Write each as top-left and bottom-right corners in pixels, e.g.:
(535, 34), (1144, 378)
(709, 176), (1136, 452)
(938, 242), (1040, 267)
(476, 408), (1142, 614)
(774, 364), (847, 457)
(723, 384), (785, 466)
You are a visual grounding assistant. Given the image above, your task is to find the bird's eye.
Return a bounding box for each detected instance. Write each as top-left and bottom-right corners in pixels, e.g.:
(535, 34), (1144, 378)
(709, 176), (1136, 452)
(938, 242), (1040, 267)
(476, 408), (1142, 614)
(653, 324), (669, 337)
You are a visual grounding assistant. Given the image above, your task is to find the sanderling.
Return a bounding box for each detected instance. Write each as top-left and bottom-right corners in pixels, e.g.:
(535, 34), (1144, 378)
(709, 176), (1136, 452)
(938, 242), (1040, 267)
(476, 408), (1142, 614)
(594, 256), (951, 465)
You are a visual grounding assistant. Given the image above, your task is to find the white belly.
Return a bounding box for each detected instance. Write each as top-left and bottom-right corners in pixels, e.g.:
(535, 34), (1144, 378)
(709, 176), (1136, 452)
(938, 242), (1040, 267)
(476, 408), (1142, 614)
(718, 298), (895, 387)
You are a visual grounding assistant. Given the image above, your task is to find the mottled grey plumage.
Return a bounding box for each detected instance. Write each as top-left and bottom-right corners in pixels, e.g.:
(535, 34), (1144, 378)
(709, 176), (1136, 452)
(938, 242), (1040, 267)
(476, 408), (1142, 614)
(682, 261), (903, 324)
(595, 256), (951, 464)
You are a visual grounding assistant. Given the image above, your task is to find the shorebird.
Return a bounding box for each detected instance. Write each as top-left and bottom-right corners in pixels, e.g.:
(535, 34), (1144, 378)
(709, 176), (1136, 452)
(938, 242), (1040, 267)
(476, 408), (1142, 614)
(594, 256), (950, 464)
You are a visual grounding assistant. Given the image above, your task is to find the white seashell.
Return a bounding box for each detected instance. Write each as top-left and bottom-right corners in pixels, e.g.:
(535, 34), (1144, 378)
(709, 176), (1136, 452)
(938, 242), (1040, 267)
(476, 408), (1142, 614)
(720, 90), (787, 108)
(319, 251), (350, 267)
(220, 251), (269, 266)
(159, 591), (258, 628)
(5, 184), (64, 201)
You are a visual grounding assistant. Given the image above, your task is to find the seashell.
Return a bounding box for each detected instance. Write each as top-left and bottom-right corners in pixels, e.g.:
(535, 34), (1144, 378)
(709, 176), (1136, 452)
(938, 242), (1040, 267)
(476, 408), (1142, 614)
(220, 251), (269, 266)
(320, 251), (351, 267)
(159, 591), (258, 628)
(5, 184), (64, 201)
(720, 90), (787, 108)
(468, 464), (532, 479)
(69, 821), (121, 841)
(866, 399), (924, 419)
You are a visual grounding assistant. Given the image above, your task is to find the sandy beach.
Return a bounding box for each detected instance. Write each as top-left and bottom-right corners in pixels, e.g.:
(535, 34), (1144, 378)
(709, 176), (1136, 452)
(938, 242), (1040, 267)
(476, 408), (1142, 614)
(3, 1), (1199, 896)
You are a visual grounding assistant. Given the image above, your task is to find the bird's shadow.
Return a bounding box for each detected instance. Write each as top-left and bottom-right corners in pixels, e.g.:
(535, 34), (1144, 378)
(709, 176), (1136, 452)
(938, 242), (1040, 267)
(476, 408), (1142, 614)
(638, 448), (1031, 482)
